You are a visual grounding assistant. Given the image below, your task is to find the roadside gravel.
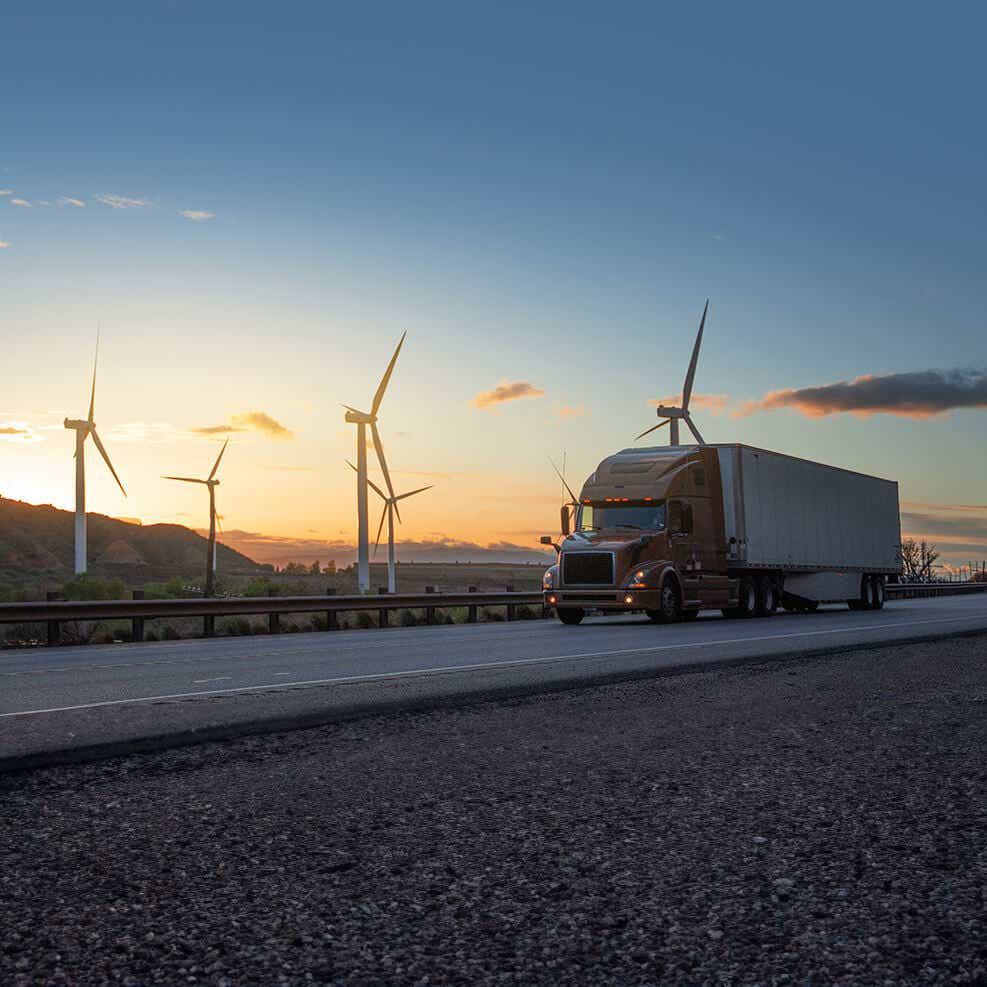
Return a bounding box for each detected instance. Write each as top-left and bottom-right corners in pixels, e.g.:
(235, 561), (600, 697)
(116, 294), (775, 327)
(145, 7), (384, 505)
(2, 634), (986, 986)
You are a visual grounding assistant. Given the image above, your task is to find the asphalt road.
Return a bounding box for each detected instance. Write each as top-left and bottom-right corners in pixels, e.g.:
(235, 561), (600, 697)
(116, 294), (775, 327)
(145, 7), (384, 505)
(2, 594), (986, 766)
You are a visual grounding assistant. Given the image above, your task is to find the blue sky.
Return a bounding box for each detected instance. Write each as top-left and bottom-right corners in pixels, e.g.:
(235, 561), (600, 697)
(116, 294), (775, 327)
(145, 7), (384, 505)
(1, 2), (985, 567)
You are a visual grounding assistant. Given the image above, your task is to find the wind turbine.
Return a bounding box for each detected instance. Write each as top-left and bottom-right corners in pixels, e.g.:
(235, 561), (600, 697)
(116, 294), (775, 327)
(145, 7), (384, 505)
(550, 457), (580, 534)
(347, 461), (432, 593)
(162, 439), (229, 597)
(343, 332), (406, 592)
(63, 333), (127, 574)
(636, 300), (709, 445)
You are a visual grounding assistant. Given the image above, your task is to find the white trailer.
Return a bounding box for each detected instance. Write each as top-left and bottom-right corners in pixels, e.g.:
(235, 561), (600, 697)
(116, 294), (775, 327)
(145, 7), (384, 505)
(715, 444), (901, 604)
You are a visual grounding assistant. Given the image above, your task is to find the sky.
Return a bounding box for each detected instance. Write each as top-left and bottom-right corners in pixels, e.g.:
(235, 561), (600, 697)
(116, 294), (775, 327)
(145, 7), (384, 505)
(1, 2), (985, 570)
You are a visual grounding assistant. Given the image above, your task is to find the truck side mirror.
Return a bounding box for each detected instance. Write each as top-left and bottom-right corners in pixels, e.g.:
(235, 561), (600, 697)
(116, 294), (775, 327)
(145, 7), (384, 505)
(560, 505), (571, 536)
(540, 535), (554, 546)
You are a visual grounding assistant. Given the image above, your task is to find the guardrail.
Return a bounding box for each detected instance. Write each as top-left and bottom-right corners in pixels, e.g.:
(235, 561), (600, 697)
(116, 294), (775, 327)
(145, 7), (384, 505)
(0, 588), (546, 646)
(0, 582), (983, 647)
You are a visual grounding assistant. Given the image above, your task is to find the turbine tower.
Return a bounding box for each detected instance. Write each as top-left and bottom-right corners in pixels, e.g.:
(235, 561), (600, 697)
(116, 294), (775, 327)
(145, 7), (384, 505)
(348, 461), (432, 593)
(63, 333), (127, 574)
(343, 332), (405, 592)
(636, 300), (709, 445)
(162, 439), (229, 597)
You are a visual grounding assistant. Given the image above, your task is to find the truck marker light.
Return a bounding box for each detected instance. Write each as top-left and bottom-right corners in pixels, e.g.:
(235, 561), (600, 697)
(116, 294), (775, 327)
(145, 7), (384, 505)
(624, 594), (634, 604)
(548, 595), (557, 605)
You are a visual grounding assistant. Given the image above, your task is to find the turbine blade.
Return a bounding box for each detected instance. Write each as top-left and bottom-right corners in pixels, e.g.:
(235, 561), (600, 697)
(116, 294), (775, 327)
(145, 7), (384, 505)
(635, 418), (671, 441)
(374, 503), (388, 555)
(684, 414), (706, 445)
(162, 475), (207, 484)
(208, 438), (229, 480)
(90, 428), (126, 496)
(549, 457), (580, 506)
(681, 299), (708, 410)
(346, 459), (387, 500)
(370, 421), (399, 521)
(371, 331), (406, 416)
(88, 326), (100, 423)
(395, 484), (434, 501)
(341, 403), (368, 415)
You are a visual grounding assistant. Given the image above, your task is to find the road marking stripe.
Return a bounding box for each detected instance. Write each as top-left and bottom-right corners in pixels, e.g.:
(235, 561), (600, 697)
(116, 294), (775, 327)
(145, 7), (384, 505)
(0, 613), (980, 719)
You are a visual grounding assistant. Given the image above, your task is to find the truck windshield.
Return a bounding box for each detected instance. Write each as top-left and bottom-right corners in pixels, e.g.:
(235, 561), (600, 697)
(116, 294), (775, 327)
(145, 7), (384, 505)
(576, 502), (666, 533)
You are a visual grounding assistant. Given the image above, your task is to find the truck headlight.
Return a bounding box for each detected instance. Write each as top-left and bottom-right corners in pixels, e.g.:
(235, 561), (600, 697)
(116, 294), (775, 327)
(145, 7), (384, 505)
(543, 570), (555, 589)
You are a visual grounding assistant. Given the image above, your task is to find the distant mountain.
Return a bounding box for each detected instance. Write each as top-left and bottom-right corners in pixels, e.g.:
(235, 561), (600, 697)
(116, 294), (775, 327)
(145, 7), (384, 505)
(0, 497), (267, 586)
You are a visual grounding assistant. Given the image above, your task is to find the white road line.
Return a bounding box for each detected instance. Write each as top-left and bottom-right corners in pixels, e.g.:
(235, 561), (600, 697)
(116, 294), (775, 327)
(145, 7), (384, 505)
(191, 676), (232, 684)
(1, 612), (980, 719)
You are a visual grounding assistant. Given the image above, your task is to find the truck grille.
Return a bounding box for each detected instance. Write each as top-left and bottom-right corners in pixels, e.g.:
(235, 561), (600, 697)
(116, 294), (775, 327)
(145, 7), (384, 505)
(562, 552), (614, 585)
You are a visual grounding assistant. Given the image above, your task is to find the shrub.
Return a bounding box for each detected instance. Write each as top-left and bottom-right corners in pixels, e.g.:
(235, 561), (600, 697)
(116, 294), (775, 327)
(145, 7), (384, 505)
(399, 609), (418, 627)
(356, 612), (375, 629)
(61, 574), (127, 601)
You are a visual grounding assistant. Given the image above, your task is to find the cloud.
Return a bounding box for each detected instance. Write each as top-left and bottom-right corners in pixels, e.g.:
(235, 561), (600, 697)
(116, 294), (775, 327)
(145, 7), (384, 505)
(94, 193), (151, 209)
(735, 368), (987, 420)
(473, 380), (545, 410)
(0, 189), (12, 196)
(0, 421), (43, 443)
(0, 240), (9, 249)
(554, 403), (589, 420)
(178, 209), (215, 221)
(10, 198), (31, 207)
(193, 411), (294, 440)
(900, 511), (987, 541)
(58, 196), (86, 208)
(650, 393), (730, 415)
(191, 424), (246, 436)
(230, 410), (293, 439)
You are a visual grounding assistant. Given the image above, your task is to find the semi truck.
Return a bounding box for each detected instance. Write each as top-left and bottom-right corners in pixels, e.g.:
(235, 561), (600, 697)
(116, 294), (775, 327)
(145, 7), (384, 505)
(541, 444), (902, 625)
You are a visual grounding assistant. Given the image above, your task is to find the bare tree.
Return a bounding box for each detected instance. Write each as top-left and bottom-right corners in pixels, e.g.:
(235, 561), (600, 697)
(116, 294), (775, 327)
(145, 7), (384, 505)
(900, 538), (920, 580)
(919, 540), (940, 580)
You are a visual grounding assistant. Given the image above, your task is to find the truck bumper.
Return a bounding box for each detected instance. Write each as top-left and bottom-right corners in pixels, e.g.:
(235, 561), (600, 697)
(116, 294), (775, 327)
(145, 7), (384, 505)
(544, 589), (660, 612)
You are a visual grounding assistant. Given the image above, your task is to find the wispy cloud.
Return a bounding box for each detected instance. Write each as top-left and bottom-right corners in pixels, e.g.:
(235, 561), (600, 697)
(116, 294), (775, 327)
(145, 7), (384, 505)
(94, 193), (151, 209)
(191, 424), (246, 436)
(230, 411), (293, 439)
(0, 239), (9, 249)
(735, 368), (987, 420)
(554, 403), (589, 420)
(473, 380), (545, 410)
(179, 209), (215, 222)
(0, 189), (12, 196)
(106, 422), (185, 443)
(193, 410), (294, 440)
(58, 196), (86, 208)
(10, 198), (31, 208)
(650, 393), (730, 416)
(0, 421), (43, 443)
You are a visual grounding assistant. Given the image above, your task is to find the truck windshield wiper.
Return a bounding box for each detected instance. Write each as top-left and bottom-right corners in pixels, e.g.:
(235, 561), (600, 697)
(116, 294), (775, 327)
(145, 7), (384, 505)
(613, 523), (643, 530)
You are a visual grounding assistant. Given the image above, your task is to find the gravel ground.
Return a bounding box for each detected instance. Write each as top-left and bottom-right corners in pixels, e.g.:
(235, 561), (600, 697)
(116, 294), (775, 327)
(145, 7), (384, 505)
(2, 635), (986, 986)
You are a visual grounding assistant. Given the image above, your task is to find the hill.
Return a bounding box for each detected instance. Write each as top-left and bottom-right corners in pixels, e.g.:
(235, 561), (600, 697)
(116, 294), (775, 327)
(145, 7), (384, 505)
(0, 497), (267, 589)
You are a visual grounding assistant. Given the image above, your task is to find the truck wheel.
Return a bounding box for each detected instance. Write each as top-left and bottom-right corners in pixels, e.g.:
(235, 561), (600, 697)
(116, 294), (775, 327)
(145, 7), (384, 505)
(848, 576), (874, 611)
(556, 608), (585, 625)
(755, 577), (778, 618)
(871, 576), (885, 610)
(646, 581), (680, 623)
(735, 577), (757, 618)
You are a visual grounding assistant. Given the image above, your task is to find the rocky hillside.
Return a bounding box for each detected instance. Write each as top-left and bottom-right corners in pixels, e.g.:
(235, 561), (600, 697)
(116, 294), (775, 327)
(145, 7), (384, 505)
(0, 497), (267, 587)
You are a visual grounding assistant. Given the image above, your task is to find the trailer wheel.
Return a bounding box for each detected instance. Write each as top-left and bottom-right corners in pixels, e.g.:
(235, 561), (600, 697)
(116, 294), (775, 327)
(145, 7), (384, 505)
(848, 576), (875, 611)
(556, 608), (585, 625)
(646, 580), (681, 623)
(755, 576), (778, 618)
(871, 576), (885, 610)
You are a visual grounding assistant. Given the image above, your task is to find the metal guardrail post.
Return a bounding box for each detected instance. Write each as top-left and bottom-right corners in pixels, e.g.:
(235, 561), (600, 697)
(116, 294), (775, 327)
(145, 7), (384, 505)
(378, 587), (389, 628)
(269, 612), (281, 634)
(46, 591), (62, 646)
(326, 587), (338, 631)
(467, 586), (478, 623)
(203, 614), (215, 637)
(131, 590), (145, 642)
(425, 585), (436, 625)
(506, 584), (516, 621)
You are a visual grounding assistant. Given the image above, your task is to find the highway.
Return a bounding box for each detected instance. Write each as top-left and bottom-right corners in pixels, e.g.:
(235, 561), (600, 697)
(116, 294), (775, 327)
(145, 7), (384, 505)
(2, 592), (986, 767)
